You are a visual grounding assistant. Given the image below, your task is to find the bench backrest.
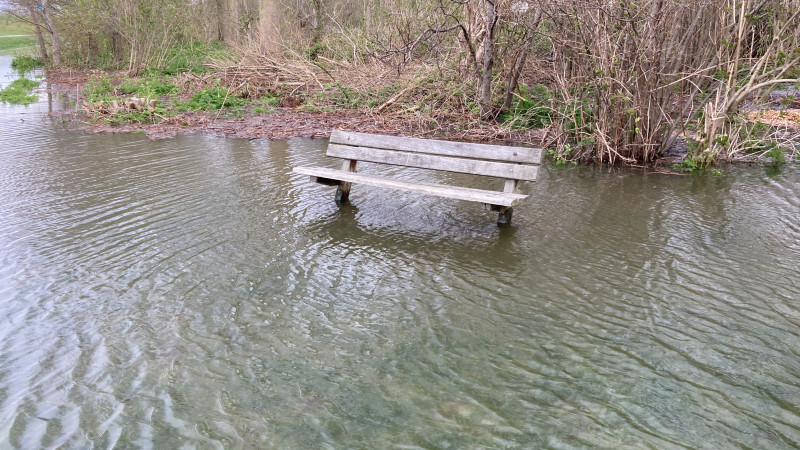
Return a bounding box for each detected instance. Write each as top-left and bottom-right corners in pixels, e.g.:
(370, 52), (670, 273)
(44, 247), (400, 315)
(328, 130), (542, 181)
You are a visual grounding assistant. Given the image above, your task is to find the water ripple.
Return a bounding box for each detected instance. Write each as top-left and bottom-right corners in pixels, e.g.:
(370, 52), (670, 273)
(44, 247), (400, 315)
(1, 82), (800, 447)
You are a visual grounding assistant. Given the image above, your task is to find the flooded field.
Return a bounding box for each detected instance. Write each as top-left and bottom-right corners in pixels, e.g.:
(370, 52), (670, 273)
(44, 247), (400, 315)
(1, 56), (799, 448)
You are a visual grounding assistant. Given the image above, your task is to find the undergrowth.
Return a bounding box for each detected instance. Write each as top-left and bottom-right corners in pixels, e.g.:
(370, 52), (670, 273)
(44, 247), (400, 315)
(117, 76), (178, 97)
(143, 41), (227, 76)
(185, 87), (247, 111)
(498, 84), (553, 129)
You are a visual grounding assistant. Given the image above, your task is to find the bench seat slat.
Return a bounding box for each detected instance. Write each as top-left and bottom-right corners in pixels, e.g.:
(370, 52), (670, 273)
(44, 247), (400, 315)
(327, 144), (539, 181)
(330, 130), (542, 164)
(293, 167), (529, 207)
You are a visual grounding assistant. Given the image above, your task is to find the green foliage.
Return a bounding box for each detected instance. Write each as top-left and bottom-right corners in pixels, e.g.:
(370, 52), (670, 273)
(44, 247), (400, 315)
(11, 55), (43, 76)
(0, 78), (41, 105)
(85, 74), (115, 100)
(557, 93), (595, 138)
(308, 31), (371, 65)
(671, 139), (713, 172)
(186, 87), (247, 111)
(258, 92), (281, 107)
(117, 76), (178, 98)
(253, 107), (276, 114)
(673, 156), (702, 173)
(736, 121), (780, 154)
(144, 41), (228, 76)
(546, 145), (577, 166)
(765, 145), (786, 165)
(103, 104), (173, 125)
(498, 84), (553, 129)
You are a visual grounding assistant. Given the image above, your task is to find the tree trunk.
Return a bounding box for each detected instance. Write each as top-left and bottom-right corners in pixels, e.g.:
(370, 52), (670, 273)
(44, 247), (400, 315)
(29, 6), (50, 66)
(502, 44), (528, 111)
(259, 0), (281, 55)
(310, 0), (323, 58)
(112, 31), (125, 65)
(502, 8), (542, 111)
(480, 0), (497, 119)
(40, 0), (61, 67)
(88, 33), (98, 67)
(221, 0), (238, 44)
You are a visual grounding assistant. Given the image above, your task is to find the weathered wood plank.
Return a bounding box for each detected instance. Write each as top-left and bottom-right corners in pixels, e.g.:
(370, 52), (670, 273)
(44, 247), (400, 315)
(503, 179), (520, 193)
(326, 144), (540, 181)
(330, 130), (542, 164)
(293, 167), (529, 207)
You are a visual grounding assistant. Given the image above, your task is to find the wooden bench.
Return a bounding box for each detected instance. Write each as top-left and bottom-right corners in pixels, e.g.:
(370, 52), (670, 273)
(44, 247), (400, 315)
(292, 130), (542, 225)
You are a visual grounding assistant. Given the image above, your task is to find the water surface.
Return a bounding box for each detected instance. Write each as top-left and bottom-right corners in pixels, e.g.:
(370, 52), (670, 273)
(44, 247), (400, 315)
(1, 56), (799, 448)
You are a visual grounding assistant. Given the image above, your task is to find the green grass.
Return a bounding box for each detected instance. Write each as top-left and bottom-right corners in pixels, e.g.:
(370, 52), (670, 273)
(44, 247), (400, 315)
(0, 14), (37, 55)
(0, 36), (36, 52)
(0, 14), (33, 36)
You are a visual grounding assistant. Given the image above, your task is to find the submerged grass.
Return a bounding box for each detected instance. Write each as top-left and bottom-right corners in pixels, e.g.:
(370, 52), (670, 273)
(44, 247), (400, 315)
(0, 78), (41, 105)
(11, 55), (43, 76)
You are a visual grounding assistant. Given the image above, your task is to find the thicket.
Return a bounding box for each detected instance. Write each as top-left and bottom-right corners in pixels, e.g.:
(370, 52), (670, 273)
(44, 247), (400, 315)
(3, 0), (799, 164)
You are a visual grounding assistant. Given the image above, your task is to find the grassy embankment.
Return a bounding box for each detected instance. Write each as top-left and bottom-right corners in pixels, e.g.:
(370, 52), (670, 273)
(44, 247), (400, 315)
(0, 13), (35, 55)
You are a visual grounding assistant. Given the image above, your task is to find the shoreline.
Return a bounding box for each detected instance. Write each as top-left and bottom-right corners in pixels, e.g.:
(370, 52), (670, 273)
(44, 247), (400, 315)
(43, 70), (799, 167)
(45, 70), (547, 146)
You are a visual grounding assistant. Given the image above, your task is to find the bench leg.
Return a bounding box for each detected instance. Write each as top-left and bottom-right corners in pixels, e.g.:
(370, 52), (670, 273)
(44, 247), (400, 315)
(497, 207), (513, 226)
(335, 159), (357, 204)
(335, 182), (351, 204)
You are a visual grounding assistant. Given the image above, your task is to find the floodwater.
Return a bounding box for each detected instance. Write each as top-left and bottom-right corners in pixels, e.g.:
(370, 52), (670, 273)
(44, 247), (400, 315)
(1, 55), (800, 448)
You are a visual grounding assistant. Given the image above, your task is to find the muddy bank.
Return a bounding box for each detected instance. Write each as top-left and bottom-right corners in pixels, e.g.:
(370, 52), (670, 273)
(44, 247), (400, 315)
(58, 109), (545, 144)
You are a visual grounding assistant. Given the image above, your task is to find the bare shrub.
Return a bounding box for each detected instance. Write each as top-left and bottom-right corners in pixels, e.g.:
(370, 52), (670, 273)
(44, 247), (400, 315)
(540, 0), (800, 164)
(695, 0), (800, 166)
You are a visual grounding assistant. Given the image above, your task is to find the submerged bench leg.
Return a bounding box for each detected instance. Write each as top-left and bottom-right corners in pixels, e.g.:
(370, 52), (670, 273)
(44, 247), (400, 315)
(495, 179), (520, 226)
(488, 204), (514, 226)
(335, 182), (351, 204)
(497, 207), (513, 226)
(335, 159), (357, 204)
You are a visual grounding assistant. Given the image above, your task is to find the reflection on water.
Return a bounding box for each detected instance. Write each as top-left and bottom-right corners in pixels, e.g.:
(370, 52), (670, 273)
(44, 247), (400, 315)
(1, 58), (800, 448)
